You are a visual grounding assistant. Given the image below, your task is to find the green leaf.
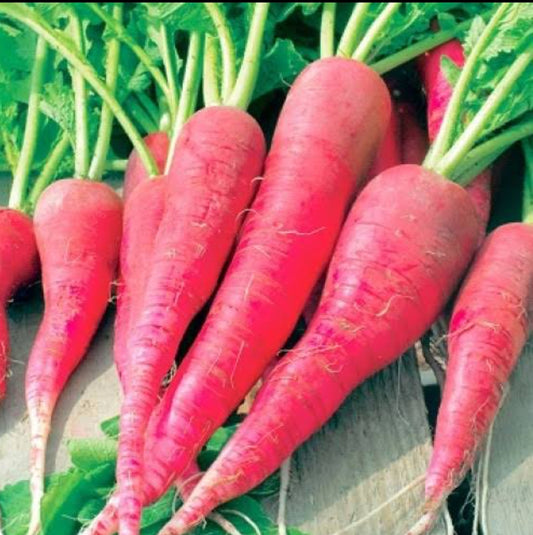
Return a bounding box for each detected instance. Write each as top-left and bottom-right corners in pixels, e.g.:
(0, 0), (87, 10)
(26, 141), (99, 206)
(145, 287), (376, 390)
(41, 464), (115, 535)
(255, 38), (308, 99)
(100, 414), (120, 438)
(141, 3), (214, 33)
(141, 489), (180, 528)
(67, 438), (118, 472)
(0, 480), (31, 535)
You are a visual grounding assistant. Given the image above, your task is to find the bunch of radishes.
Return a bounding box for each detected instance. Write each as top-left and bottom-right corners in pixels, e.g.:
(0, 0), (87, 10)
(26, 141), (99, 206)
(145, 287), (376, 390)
(1, 3), (533, 535)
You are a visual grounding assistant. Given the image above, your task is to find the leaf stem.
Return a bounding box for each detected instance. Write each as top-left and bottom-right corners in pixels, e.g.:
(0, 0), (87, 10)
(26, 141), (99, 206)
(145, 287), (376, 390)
(205, 3), (236, 101)
(69, 10), (89, 178)
(432, 48), (533, 178)
(320, 3), (337, 59)
(159, 24), (180, 121)
(126, 95), (158, 133)
(228, 2), (270, 110)
(203, 34), (222, 107)
(0, 3), (158, 176)
(369, 9), (496, 75)
(352, 3), (401, 63)
(26, 131), (70, 212)
(87, 2), (171, 101)
(135, 91), (161, 125)
(425, 4), (511, 168)
(9, 35), (48, 210)
(452, 115), (533, 186)
(522, 138), (533, 224)
(337, 3), (369, 58)
(88, 3), (122, 181)
(165, 32), (204, 174)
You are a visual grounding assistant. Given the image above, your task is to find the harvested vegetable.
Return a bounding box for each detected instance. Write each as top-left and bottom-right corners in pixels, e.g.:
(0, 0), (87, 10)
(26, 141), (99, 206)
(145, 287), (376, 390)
(161, 6), (533, 532)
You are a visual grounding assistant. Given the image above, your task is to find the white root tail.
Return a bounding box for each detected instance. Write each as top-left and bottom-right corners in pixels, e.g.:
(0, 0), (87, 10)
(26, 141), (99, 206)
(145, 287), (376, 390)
(27, 415), (51, 535)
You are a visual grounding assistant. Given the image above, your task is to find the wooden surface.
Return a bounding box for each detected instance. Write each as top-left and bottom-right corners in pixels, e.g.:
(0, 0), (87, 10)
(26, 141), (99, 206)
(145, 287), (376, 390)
(266, 352), (448, 535)
(481, 340), (533, 535)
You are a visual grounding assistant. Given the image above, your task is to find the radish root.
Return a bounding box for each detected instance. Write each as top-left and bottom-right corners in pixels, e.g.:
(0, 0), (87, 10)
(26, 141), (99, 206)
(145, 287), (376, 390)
(277, 456), (292, 535)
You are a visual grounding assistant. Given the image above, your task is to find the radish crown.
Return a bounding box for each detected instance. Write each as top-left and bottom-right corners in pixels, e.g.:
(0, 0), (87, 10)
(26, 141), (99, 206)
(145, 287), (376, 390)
(424, 3), (533, 183)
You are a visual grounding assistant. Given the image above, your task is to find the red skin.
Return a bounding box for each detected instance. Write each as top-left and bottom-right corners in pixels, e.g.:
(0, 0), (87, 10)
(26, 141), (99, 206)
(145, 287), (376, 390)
(303, 101), (428, 325)
(0, 209), (39, 399)
(366, 101), (402, 181)
(25, 179), (122, 533)
(86, 57), (390, 535)
(116, 106), (266, 535)
(398, 102), (428, 165)
(122, 132), (169, 202)
(160, 165), (481, 534)
(114, 178), (166, 388)
(418, 41), (492, 234)
(406, 223), (533, 534)
(115, 133), (169, 389)
(139, 57), (389, 503)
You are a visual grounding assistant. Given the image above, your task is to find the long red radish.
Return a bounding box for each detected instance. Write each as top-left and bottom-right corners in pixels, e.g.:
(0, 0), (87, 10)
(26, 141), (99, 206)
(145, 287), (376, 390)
(25, 180), (122, 535)
(83, 56), (390, 535)
(160, 165), (480, 534)
(114, 133), (169, 388)
(116, 105), (265, 534)
(0, 210), (39, 399)
(408, 222), (533, 535)
(123, 132), (169, 201)
(113, 178), (167, 388)
(418, 41), (492, 233)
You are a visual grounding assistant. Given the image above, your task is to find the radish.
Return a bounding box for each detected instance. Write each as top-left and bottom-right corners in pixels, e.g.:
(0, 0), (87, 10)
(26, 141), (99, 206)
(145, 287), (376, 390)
(0, 210), (39, 400)
(418, 40), (492, 234)
(78, 4), (498, 533)
(0, 5), (170, 532)
(123, 132), (169, 201)
(114, 133), (169, 388)
(408, 135), (533, 534)
(160, 7), (533, 532)
(114, 7), (269, 531)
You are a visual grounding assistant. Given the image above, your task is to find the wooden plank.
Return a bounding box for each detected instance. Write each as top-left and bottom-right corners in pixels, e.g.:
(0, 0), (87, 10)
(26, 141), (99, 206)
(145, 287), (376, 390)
(265, 352), (448, 535)
(480, 341), (533, 534)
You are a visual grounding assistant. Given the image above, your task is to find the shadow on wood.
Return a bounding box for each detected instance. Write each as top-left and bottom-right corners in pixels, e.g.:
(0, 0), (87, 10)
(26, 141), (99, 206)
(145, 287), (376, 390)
(266, 351), (447, 535)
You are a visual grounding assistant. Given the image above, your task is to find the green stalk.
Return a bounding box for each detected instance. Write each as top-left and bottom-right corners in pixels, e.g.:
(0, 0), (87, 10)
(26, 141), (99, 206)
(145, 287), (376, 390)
(228, 2), (270, 109)
(26, 132), (70, 211)
(352, 3), (401, 63)
(452, 115), (533, 185)
(0, 3), (158, 176)
(320, 3), (336, 58)
(433, 48), (533, 178)
(159, 24), (180, 120)
(88, 3), (122, 180)
(2, 132), (18, 176)
(9, 35), (48, 210)
(369, 9), (496, 75)
(126, 96), (158, 133)
(337, 3), (370, 58)
(87, 2), (170, 101)
(165, 32), (204, 174)
(69, 11), (89, 178)
(425, 4), (511, 168)
(106, 159), (128, 172)
(205, 3), (236, 101)
(203, 34), (222, 106)
(523, 138), (533, 224)
(136, 91), (161, 126)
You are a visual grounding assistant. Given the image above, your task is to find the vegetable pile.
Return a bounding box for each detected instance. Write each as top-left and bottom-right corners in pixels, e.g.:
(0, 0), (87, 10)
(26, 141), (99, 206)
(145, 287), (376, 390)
(0, 2), (533, 535)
